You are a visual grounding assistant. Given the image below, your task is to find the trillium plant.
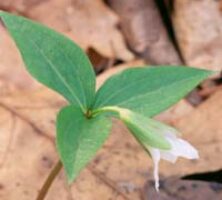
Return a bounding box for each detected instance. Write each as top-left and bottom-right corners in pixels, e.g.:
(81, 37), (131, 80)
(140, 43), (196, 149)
(0, 11), (212, 199)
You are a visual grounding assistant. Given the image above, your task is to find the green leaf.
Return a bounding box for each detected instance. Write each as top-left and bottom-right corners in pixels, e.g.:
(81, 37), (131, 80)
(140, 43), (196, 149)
(56, 105), (112, 183)
(93, 66), (212, 117)
(0, 11), (95, 112)
(94, 106), (171, 150)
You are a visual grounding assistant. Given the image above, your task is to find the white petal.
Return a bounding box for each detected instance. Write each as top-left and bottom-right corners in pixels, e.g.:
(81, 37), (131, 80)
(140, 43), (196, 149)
(159, 151), (178, 163)
(147, 137), (199, 191)
(154, 132), (199, 164)
(148, 147), (161, 191)
(167, 137), (199, 159)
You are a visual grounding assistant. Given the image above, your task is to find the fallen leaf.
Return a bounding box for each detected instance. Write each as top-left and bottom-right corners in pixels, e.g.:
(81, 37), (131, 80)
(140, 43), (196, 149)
(175, 90), (222, 174)
(173, 0), (222, 72)
(143, 177), (222, 200)
(0, 25), (40, 92)
(25, 0), (134, 61)
(108, 0), (182, 65)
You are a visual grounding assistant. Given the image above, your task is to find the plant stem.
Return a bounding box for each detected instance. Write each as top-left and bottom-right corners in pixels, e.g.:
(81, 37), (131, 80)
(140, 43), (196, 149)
(36, 160), (63, 200)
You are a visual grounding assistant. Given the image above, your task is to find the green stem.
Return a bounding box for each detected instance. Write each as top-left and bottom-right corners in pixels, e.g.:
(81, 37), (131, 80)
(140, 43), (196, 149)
(92, 106), (120, 117)
(36, 160), (63, 200)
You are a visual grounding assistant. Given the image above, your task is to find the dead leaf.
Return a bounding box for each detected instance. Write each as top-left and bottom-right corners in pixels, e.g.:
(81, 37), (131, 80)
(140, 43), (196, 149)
(155, 100), (194, 124)
(0, 0), (45, 13)
(175, 90), (222, 174)
(0, 25), (40, 92)
(24, 0), (134, 61)
(173, 0), (222, 72)
(108, 0), (182, 65)
(0, 100), (59, 200)
(143, 177), (222, 200)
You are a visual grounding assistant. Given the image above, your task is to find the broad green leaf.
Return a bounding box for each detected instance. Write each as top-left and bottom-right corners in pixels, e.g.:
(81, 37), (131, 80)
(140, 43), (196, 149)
(94, 106), (171, 150)
(56, 105), (112, 182)
(93, 66), (212, 117)
(0, 11), (95, 112)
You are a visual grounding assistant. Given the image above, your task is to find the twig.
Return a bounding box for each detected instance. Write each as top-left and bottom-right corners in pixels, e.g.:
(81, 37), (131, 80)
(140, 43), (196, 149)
(36, 160), (63, 200)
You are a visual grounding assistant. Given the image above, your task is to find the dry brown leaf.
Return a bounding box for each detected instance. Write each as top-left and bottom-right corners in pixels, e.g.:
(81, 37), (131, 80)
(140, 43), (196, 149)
(108, 0), (182, 65)
(175, 90), (222, 174)
(155, 100), (194, 124)
(143, 177), (222, 200)
(0, 0), (26, 13)
(173, 0), (222, 72)
(0, 101), (60, 200)
(0, 25), (40, 93)
(0, 0), (45, 13)
(24, 0), (134, 61)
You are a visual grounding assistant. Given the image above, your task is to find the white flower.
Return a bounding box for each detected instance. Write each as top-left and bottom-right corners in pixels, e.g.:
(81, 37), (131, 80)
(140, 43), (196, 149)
(146, 130), (199, 191)
(98, 106), (199, 191)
